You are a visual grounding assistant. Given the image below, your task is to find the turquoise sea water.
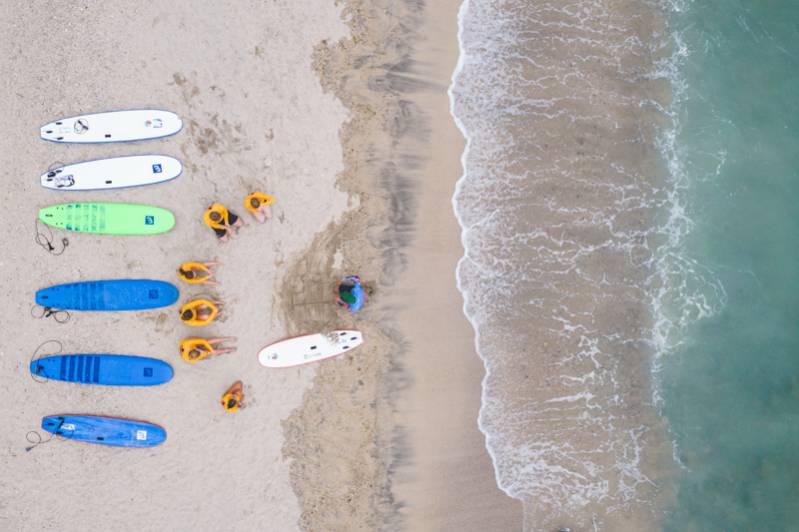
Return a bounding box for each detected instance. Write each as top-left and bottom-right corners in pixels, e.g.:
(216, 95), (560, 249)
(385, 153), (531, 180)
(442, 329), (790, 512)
(659, 1), (799, 529)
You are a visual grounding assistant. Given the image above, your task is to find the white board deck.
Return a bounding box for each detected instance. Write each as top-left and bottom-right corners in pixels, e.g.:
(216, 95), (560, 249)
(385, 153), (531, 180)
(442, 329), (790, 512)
(40, 110), (182, 143)
(258, 330), (364, 368)
(41, 155), (182, 191)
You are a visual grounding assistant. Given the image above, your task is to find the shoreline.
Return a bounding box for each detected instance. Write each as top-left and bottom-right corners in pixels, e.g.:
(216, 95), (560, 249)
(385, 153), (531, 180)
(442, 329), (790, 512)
(448, 1), (678, 529)
(388, 0), (523, 529)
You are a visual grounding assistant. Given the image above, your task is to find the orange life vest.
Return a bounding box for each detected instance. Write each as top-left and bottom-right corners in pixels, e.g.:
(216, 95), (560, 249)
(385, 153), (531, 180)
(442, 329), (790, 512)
(244, 192), (274, 213)
(180, 338), (214, 363)
(179, 299), (220, 326)
(203, 203), (230, 230)
(177, 262), (211, 284)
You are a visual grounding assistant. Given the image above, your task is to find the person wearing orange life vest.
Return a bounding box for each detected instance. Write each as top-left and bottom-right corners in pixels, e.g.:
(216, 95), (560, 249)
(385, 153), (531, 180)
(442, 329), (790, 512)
(221, 380), (245, 412)
(177, 261), (221, 285)
(203, 203), (244, 243)
(244, 192), (274, 223)
(180, 337), (237, 364)
(179, 298), (222, 326)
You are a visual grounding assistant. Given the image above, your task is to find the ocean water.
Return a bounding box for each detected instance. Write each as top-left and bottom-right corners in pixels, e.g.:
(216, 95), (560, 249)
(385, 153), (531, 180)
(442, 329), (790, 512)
(450, 0), (799, 530)
(655, 1), (799, 530)
(450, 0), (674, 528)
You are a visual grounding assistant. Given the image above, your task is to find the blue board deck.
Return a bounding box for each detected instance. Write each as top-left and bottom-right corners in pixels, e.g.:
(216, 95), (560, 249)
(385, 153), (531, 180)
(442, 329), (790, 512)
(35, 279), (178, 311)
(31, 354), (173, 386)
(41, 415), (166, 448)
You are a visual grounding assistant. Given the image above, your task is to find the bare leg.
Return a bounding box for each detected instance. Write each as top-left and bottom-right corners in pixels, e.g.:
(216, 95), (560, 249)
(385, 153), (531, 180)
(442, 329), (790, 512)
(252, 209), (266, 223)
(209, 336), (237, 347)
(260, 205), (273, 220)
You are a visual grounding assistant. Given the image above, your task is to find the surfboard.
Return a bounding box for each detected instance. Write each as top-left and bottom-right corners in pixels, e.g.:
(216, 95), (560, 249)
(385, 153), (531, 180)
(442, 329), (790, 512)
(258, 330), (364, 368)
(30, 354), (173, 386)
(41, 415), (166, 448)
(40, 109), (182, 143)
(39, 202), (175, 235)
(35, 279), (179, 311)
(41, 155), (182, 191)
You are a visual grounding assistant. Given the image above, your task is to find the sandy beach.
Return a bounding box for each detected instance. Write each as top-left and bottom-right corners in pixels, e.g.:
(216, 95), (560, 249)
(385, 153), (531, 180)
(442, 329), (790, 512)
(278, 0), (522, 530)
(1, 1), (350, 530)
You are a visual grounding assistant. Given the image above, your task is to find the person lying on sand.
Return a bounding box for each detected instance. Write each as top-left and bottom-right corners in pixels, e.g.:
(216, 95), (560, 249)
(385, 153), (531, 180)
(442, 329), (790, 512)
(244, 191), (274, 223)
(203, 203), (244, 242)
(179, 298), (222, 326)
(180, 337), (237, 364)
(177, 261), (221, 285)
(221, 380), (245, 412)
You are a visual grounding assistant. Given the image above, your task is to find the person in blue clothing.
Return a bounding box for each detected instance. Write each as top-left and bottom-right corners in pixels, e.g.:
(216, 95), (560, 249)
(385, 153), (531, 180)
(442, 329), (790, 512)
(336, 275), (364, 313)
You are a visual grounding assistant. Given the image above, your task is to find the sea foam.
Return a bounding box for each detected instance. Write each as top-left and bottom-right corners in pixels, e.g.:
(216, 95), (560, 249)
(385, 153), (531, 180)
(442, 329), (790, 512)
(449, 0), (687, 528)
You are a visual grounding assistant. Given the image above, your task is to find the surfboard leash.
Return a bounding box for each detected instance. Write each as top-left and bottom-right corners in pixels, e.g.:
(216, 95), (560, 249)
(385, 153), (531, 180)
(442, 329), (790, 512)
(30, 305), (70, 324)
(25, 417), (65, 452)
(28, 339), (63, 384)
(34, 219), (68, 256)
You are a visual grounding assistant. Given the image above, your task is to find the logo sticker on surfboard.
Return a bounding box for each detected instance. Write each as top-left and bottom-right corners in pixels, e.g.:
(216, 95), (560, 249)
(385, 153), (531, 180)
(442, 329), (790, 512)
(145, 215), (154, 225)
(152, 164), (162, 173)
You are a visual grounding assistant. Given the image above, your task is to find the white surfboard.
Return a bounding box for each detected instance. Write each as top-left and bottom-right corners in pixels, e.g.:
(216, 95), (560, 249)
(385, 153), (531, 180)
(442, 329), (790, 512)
(41, 155), (182, 191)
(40, 109), (182, 143)
(258, 330), (364, 368)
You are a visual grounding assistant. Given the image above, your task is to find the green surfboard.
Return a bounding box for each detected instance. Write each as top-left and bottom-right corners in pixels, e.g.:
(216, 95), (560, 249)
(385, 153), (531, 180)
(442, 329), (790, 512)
(39, 202), (175, 235)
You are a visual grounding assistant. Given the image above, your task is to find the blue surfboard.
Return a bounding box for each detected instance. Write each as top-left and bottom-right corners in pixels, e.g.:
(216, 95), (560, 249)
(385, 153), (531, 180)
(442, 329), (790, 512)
(41, 415), (166, 448)
(31, 354), (173, 386)
(35, 279), (178, 311)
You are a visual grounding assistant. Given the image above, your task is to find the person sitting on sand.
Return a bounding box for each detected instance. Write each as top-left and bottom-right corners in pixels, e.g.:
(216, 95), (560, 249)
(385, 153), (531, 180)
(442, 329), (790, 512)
(244, 191), (274, 223)
(179, 298), (222, 327)
(180, 337), (237, 364)
(221, 380), (245, 412)
(203, 203), (244, 243)
(336, 275), (364, 313)
(177, 261), (221, 285)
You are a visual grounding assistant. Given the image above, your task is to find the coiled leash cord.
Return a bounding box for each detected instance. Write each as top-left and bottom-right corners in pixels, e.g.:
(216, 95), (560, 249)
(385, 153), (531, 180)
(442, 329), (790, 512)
(28, 339), (63, 384)
(25, 418), (65, 452)
(30, 304), (70, 324)
(35, 219), (68, 256)
(26, 342), (67, 450)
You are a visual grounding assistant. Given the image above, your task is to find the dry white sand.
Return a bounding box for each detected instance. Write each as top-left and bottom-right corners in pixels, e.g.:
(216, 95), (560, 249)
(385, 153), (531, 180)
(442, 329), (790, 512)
(0, 2), (350, 530)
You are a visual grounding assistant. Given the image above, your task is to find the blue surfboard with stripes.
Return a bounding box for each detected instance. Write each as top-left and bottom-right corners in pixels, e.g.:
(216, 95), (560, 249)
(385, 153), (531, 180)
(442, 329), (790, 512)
(35, 279), (178, 311)
(41, 415), (167, 448)
(30, 354), (173, 386)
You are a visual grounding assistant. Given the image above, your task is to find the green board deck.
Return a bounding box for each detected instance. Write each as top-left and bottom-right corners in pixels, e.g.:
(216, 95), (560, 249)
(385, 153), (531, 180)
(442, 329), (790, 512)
(39, 203), (175, 235)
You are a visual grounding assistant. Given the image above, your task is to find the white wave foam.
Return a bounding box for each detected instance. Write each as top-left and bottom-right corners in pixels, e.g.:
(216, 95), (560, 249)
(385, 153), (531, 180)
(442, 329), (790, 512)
(447, 0), (724, 527)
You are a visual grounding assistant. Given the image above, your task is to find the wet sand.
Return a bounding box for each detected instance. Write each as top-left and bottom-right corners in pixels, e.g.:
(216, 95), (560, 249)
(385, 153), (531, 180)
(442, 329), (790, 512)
(279, 0), (522, 530)
(387, 1), (524, 529)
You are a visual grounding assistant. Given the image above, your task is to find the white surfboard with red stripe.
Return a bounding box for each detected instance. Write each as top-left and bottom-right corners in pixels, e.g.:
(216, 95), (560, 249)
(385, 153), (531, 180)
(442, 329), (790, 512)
(258, 330), (363, 368)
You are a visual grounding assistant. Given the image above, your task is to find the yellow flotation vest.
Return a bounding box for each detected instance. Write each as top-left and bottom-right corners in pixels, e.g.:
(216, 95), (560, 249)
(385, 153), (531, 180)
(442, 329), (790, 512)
(221, 381), (244, 412)
(179, 299), (220, 326)
(244, 192), (274, 213)
(177, 262), (211, 284)
(203, 203), (230, 230)
(180, 338), (214, 364)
